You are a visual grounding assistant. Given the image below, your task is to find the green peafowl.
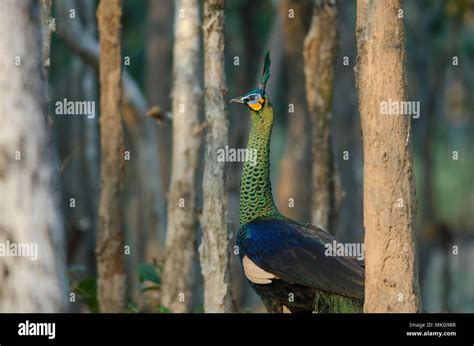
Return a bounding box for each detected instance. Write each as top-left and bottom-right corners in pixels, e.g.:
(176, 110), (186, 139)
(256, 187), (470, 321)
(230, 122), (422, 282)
(230, 52), (364, 313)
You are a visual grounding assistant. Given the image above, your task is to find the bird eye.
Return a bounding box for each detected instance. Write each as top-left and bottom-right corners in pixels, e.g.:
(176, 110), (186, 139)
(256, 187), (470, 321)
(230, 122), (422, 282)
(248, 95), (255, 101)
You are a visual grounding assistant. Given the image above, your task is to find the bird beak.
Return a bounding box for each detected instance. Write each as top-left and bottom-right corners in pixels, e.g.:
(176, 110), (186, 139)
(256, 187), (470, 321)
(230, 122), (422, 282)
(229, 96), (244, 104)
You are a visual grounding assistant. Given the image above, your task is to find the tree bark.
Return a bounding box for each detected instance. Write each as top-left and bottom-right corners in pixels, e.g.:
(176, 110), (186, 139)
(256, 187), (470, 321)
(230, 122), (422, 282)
(355, 0), (421, 312)
(303, 0), (338, 233)
(145, 0), (174, 260)
(277, 0), (312, 222)
(0, 0), (67, 312)
(161, 0), (201, 313)
(40, 0), (55, 81)
(146, 0), (173, 198)
(199, 0), (232, 313)
(96, 0), (126, 313)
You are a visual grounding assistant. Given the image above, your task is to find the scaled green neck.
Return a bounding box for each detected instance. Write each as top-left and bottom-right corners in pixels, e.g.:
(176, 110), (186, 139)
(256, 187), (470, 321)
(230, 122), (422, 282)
(239, 98), (280, 225)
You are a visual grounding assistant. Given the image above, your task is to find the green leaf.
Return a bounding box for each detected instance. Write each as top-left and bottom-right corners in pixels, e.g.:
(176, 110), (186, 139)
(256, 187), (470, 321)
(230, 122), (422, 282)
(136, 263), (161, 285)
(76, 277), (98, 313)
(194, 306), (204, 313)
(125, 300), (138, 313)
(157, 305), (171, 313)
(140, 285), (161, 293)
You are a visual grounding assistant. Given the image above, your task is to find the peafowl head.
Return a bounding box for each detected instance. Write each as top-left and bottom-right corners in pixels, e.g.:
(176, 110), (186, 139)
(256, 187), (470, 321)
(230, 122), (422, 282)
(230, 52), (271, 113)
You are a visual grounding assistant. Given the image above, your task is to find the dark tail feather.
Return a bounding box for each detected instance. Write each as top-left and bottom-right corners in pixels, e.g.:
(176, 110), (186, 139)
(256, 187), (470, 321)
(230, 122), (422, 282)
(259, 51), (271, 91)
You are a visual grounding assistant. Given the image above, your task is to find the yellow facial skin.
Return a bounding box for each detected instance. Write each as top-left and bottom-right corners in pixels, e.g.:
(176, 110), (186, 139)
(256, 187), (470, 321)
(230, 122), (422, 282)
(248, 95), (265, 112)
(248, 103), (262, 111)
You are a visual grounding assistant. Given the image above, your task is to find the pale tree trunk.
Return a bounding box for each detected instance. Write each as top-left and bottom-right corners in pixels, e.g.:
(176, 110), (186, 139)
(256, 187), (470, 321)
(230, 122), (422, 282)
(355, 0), (421, 312)
(277, 0), (312, 222)
(303, 0), (338, 233)
(199, 0), (232, 313)
(161, 0), (201, 313)
(96, 0), (126, 313)
(123, 110), (166, 308)
(0, 0), (67, 312)
(123, 103), (165, 287)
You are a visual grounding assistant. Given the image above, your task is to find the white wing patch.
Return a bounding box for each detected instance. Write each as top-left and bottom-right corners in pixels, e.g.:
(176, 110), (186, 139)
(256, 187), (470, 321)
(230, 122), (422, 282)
(243, 255), (278, 284)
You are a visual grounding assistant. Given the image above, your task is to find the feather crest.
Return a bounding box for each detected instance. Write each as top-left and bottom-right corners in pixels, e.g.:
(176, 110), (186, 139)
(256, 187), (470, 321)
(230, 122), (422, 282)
(259, 51), (271, 91)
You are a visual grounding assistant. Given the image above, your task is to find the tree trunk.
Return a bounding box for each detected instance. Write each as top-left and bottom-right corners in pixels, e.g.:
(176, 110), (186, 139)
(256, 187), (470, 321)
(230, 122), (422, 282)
(199, 0), (232, 313)
(96, 0), (126, 313)
(0, 0), (67, 312)
(355, 0), (421, 312)
(145, 0), (174, 259)
(277, 0), (312, 222)
(161, 0), (201, 313)
(303, 0), (338, 233)
(146, 0), (173, 198)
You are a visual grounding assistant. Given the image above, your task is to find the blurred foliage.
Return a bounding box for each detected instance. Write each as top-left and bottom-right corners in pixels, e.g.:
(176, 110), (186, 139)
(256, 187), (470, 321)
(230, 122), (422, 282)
(68, 265), (99, 312)
(137, 262), (162, 293)
(70, 262), (165, 313)
(75, 277), (99, 313)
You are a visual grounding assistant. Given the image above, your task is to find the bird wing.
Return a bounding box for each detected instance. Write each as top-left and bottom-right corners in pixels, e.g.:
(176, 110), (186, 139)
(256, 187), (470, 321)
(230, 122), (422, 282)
(239, 217), (364, 299)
